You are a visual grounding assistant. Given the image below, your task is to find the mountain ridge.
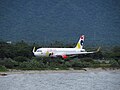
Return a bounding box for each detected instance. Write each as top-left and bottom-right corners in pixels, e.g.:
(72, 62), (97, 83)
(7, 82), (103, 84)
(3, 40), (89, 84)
(0, 0), (120, 46)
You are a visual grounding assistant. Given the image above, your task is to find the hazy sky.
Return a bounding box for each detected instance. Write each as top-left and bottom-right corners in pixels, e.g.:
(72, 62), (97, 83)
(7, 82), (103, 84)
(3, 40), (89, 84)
(0, 0), (120, 45)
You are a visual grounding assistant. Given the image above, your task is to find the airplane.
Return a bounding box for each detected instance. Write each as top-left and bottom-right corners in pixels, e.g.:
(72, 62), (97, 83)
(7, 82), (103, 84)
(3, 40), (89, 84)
(33, 35), (100, 59)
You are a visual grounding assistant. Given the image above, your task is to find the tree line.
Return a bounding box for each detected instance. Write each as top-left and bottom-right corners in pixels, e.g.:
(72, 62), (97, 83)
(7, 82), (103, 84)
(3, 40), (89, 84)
(0, 40), (120, 71)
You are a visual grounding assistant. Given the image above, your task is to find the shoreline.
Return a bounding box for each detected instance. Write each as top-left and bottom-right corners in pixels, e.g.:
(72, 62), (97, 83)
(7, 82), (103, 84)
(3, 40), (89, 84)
(0, 68), (120, 75)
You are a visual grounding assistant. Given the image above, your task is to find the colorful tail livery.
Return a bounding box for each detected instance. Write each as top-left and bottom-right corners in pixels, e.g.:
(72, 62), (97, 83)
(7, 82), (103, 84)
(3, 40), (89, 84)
(75, 35), (84, 49)
(33, 35), (100, 59)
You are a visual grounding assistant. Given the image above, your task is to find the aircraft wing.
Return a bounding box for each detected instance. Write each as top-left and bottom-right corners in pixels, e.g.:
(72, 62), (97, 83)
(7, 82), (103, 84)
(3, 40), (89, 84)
(53, 51), (93, 59)
(55, 51), (94, 56)
(54, 47), (100, 58)
(68, 51), (94, 55)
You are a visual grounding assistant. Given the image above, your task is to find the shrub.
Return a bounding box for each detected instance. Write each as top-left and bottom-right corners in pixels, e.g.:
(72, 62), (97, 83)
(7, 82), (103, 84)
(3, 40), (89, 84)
(109, 59), (119, 67)
(118, 60), (120, 65)
(81, 58), (94, 63)
(65, 61), (72, 67)
(0, 65), (7, 72)
(0, 58), (18, 68)
(19, 59), (45, 70)
(14, 56), (29, 62)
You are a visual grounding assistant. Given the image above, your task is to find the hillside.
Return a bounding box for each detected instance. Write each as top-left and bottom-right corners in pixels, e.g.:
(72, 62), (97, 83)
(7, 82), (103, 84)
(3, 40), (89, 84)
(0, 0), (120, 46)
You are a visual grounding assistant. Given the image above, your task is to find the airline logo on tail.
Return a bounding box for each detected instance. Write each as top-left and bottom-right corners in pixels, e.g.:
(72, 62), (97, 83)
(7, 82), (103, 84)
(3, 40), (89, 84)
(75, 35), (84, 49)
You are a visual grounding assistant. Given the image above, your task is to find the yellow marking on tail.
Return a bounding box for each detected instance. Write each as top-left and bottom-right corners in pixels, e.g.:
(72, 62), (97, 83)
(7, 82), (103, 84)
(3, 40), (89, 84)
(76, 43), (81, 49)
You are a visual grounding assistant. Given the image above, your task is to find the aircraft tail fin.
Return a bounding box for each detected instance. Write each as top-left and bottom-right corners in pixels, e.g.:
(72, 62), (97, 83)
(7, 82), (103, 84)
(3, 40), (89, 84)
(75, 35), (84, 49)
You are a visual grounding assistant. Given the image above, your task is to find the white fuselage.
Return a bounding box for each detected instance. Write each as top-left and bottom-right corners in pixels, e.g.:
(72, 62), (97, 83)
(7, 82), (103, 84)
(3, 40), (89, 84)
(34, 48), (85, 57)
(32, 35), (97, 58)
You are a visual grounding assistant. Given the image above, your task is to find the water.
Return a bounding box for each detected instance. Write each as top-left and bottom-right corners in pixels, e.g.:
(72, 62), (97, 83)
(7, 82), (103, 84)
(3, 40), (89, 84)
(0, 71), (120, 90)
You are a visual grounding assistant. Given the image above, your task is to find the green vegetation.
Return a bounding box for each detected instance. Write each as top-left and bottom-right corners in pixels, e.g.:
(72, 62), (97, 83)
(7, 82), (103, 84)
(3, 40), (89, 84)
(0, 65), (7, 72)
(0, 41), (120, 71)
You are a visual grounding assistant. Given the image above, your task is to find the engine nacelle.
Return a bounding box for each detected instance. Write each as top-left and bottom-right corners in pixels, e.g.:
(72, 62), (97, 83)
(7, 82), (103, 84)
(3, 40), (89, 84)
(62, 55), (68, 59)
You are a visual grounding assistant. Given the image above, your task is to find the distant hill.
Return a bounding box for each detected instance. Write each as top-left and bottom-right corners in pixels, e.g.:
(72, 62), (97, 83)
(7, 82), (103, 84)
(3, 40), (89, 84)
(0, 0), (120, 46)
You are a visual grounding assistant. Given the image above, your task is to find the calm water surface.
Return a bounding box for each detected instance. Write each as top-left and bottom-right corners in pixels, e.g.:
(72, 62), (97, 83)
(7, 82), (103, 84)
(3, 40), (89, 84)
(0, 71), (120, 90)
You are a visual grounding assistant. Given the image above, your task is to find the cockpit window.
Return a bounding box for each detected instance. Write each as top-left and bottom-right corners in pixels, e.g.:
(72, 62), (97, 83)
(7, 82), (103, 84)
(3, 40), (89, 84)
(36, 50), (42, 52)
